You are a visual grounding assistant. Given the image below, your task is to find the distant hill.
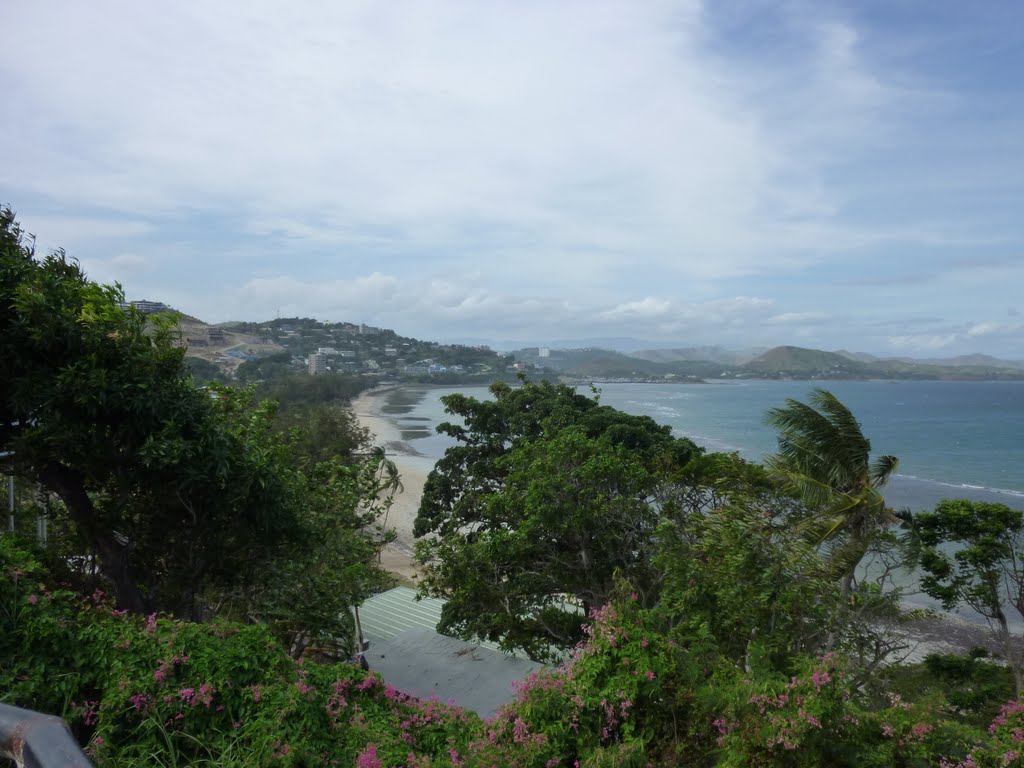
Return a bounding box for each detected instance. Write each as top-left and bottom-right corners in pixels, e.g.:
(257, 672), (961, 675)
(834, 349), (1024, 372)
(632, 346), (760, 366)
(513, 342), (1024, 382)
(513, 347), (721, 379)
(744, 346), (867, 376)
(901, 353), (1024, 371)
(834, 349), (879, 363)
(744, 346), (1024, 381)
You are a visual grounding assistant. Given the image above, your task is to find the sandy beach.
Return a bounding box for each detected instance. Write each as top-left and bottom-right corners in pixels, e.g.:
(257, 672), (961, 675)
(352, 386), (435, 582)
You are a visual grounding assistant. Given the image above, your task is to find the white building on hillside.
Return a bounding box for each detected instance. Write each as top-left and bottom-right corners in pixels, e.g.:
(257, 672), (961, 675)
(308, 352), (328, 375)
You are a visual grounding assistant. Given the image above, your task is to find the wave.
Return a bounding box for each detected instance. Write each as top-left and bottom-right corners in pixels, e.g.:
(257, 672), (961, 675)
(625, 400), (682, 418)
(894, 473), (1024, 499)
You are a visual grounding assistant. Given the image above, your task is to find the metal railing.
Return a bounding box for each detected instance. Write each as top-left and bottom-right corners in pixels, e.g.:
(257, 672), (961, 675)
(0, 703), (92, 768)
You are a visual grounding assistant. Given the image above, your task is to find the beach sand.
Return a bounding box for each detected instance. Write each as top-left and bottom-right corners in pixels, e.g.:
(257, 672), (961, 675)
(352, 386), (434, 582)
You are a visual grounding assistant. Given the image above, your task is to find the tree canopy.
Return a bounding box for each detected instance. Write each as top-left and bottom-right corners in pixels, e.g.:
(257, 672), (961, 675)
(413, 379), (702, 660)
(917, 499), (1024, 691)
(0, 208), (388, 637)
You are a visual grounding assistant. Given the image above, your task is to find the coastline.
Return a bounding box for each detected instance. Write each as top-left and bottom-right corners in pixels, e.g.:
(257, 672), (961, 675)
(350, 382), (1014, 665)
(352, 385), (434, 582)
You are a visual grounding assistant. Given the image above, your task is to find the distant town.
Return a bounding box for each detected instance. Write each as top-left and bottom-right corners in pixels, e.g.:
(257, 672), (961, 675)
(126, 300), (1024, 384)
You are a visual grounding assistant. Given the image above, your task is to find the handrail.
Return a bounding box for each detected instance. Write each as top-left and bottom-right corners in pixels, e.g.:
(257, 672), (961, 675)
(0, 702), (92, 768)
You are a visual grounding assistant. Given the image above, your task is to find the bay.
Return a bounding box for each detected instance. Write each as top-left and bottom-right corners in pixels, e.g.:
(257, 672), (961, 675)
(381, 379), (1024, 514)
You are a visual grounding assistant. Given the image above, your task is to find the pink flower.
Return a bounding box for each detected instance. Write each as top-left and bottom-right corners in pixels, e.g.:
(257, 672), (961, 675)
(27, 594), (38, 605)
(911, 722), (934, 739)
(644, 671), (656, 680)
(355, 743), (383, 768)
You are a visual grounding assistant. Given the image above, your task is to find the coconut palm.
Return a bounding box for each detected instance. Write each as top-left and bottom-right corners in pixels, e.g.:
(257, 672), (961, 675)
(363, 446), (403, 560)
(764, 388), (899, 598)
(368, 445), (403, 497)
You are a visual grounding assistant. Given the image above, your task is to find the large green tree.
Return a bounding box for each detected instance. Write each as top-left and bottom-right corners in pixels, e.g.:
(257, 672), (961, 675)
(764, 388), (900, 598)
(0, 208), (386, 622)
(916, 499), (1024, 692)
(414, 379), (701, 660)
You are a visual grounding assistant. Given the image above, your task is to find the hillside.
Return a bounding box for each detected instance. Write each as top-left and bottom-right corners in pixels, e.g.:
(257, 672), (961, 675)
(743, 346), (868, 377)
(743, 346), (1024, 381)
(514, 346), (717, 380)
(631, 345), (759, 365)
(525, 343), (1024, 382)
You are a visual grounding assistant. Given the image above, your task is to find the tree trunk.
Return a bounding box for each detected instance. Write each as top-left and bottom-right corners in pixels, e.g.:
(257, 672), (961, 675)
(38, 462), (149, 614)
(994, 608), (1024, 695)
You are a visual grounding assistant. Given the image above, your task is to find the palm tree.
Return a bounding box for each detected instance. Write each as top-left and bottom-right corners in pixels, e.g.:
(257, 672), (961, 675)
(364, 446), (403, 560)
(764, 388), (899, 599)
(368, 445), (403, 497)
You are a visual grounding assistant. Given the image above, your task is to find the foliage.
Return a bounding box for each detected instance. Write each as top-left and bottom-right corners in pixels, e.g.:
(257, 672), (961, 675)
(8, 538), (1024, 767)
(764, 388), (901, 599)
(654, 502), (838, 671)
(184, 355), (229, 384)
(880, 653), (1016, 729)
(250, 366), (371, 412)
(280, 403), (372, 469)
(414, 379), (701, 659)
(472, 588), (991, 768)
(0, 209), (389, 637)
(0, 538), (477, 766)
(916, 499), (1024, 691)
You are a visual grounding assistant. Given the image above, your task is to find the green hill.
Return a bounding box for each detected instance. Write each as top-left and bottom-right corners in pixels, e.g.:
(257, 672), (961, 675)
(744, 346), (869, 377)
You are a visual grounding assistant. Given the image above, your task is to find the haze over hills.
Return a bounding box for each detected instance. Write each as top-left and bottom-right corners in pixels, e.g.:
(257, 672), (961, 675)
(131, 299), (1024, 383)
(631, 346), (764, 366)
(835, 350), (1024, 371)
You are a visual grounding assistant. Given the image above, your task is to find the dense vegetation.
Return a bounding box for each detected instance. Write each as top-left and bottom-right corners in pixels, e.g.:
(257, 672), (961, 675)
(0, 207), (392, 656)
(5, 207), (1024, 766)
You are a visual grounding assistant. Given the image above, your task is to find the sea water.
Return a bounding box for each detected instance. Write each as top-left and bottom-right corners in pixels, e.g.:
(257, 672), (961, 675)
(381, 379), (1024, 513)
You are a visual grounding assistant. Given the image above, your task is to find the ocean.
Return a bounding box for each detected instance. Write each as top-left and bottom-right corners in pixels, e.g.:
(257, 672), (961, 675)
(379, 379), (1024, 514)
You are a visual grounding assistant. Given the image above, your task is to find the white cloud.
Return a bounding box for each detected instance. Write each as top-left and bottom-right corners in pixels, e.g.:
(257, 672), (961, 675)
(601, 298), (674, 319)
(888, 334), (959, 351)
(765, 312), (831, 326)
(0, 0), (936, 285)
(1, 2), (1020, 356)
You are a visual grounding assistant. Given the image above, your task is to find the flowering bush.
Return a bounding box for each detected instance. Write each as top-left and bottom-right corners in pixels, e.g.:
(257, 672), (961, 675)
(1, 537), (478, 766)
(5, 538), (1022, 767)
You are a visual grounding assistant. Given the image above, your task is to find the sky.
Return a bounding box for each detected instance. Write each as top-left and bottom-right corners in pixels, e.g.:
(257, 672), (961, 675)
(2, 1), (1023, 357)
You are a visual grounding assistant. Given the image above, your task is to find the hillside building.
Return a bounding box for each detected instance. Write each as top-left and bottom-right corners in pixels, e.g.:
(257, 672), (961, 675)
(308, 352), (328, 375)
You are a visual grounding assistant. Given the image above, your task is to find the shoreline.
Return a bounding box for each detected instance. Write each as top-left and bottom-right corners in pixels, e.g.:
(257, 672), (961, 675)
(352, 385), (435, 583)
(350, 382), (1014, 665)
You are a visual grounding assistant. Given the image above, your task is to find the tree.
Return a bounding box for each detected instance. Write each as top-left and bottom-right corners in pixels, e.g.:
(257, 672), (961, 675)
(916, 499), (1024, 692)
(414, 379), (701, 660)
(0, 208), (386, 620)
(764, 388), (900, 598)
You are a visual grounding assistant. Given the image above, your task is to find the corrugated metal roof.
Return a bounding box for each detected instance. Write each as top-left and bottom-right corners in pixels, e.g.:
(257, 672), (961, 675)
(358, 587), (509, 655)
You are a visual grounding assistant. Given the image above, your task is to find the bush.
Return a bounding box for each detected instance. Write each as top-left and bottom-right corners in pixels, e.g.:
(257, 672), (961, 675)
(0, 538), (478, 766)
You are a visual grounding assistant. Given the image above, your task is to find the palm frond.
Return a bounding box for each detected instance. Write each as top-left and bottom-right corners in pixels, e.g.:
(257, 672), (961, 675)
(870, 454), (899, 488)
